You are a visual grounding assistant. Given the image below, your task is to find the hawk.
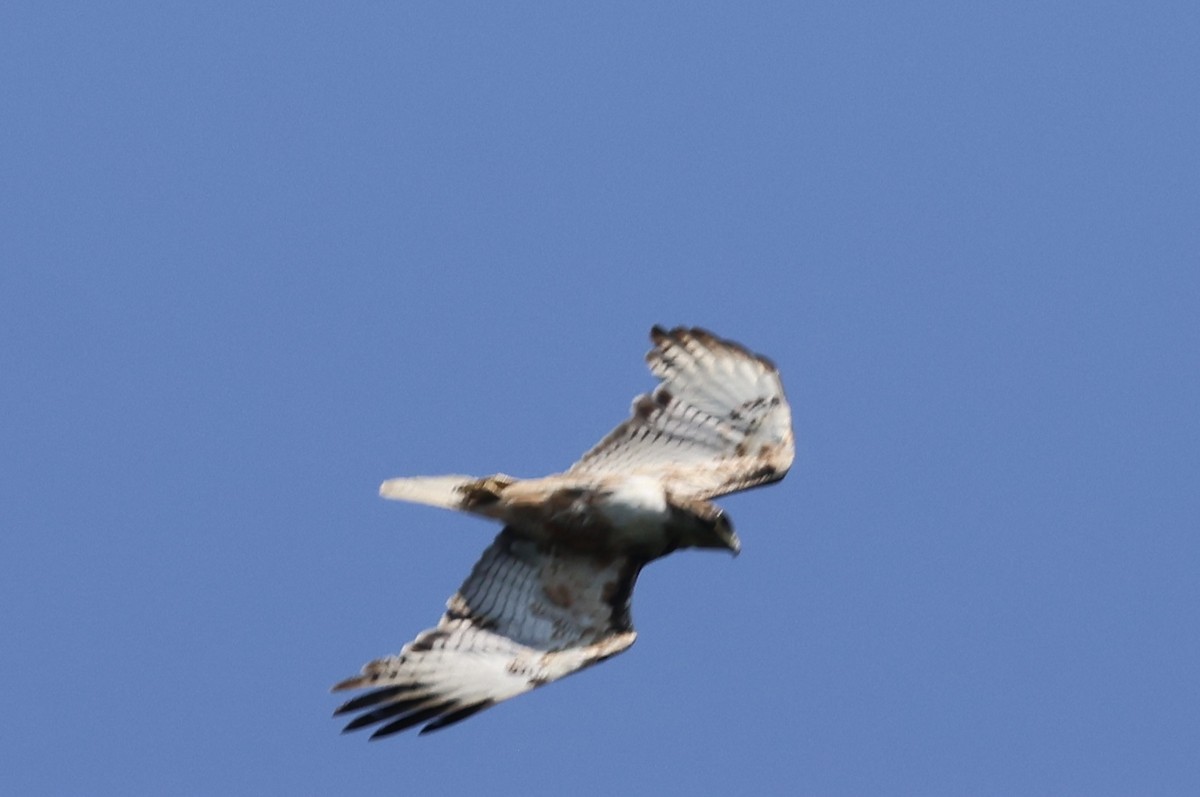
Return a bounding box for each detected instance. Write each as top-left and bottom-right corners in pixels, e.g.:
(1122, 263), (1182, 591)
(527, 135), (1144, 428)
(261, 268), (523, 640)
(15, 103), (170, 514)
(333, 326), (794, 738)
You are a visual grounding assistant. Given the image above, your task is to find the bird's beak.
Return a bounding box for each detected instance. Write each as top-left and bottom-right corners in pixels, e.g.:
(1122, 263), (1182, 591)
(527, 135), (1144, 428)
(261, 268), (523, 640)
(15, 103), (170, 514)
(724, 529), (742, 557)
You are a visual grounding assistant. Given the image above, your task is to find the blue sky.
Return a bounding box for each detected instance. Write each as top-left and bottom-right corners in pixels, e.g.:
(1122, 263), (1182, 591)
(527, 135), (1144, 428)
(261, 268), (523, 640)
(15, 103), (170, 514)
(3, 3), (1198, 794)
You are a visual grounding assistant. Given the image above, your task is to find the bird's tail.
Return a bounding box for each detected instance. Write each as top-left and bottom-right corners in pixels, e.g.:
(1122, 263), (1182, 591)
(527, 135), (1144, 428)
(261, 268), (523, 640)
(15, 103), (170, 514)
(378, 474), (517, 515)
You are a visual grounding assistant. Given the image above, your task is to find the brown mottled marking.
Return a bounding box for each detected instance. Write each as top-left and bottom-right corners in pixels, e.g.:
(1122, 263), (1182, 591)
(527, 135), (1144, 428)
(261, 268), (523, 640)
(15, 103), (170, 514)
(544, 522), (613, 554)
(590, 551), (616, 569)
(745, 464), (777, 482)
(600, 579), (619, 602)
(409, 629), (449, 652)
(634, 395), (658, 418)
(544, 582), (574, 608)
(460, 476), (515, 508)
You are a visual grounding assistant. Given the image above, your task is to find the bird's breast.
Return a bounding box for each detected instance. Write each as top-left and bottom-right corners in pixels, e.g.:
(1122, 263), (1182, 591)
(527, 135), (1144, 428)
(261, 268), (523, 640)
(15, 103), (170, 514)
(593, 476), (672, 544)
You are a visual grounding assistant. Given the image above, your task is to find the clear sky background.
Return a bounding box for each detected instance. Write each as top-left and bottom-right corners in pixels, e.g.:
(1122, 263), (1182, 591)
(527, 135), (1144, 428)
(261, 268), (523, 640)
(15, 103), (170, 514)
(3, 3), (1198, 795)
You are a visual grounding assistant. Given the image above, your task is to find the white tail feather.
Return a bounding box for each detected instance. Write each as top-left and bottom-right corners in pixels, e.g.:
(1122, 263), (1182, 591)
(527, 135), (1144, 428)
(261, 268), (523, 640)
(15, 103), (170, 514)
(378, 475), (477, 510)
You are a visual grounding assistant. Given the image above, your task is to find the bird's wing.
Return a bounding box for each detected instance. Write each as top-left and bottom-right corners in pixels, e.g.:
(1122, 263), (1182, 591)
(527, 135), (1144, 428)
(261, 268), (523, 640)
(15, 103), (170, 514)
(566, 326), (794, 500)
(332, 529), (640, 738)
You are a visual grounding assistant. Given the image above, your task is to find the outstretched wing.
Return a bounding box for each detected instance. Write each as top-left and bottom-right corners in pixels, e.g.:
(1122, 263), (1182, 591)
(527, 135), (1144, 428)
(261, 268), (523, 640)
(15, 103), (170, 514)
(332, 529), (640, 738)
(566, 326), (794, 500)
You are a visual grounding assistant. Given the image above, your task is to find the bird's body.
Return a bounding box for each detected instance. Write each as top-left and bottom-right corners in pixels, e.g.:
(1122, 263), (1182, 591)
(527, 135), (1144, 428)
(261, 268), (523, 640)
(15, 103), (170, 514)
(333, 326), (793, 738)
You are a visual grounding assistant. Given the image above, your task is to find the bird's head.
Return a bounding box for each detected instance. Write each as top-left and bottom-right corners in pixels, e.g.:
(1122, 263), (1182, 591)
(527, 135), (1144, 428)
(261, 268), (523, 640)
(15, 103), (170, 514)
(709, 510), (742, 556)
(687, 502), (741, 556)
(666, 496), (742, 556)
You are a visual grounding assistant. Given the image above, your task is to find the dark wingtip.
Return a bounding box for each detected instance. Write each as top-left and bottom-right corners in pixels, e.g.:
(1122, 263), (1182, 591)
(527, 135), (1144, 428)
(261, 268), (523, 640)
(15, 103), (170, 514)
(343, 693), (434, 731)
(368, 701), (457, 740)
(417, 700), (496, 735)
(340, 696), (499, 739)
(332, 684), (416, 717)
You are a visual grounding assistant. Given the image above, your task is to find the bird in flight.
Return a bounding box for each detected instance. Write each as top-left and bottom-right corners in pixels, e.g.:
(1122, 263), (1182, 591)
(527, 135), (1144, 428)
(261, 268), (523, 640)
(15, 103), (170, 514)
(333, 326), (794, 739)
